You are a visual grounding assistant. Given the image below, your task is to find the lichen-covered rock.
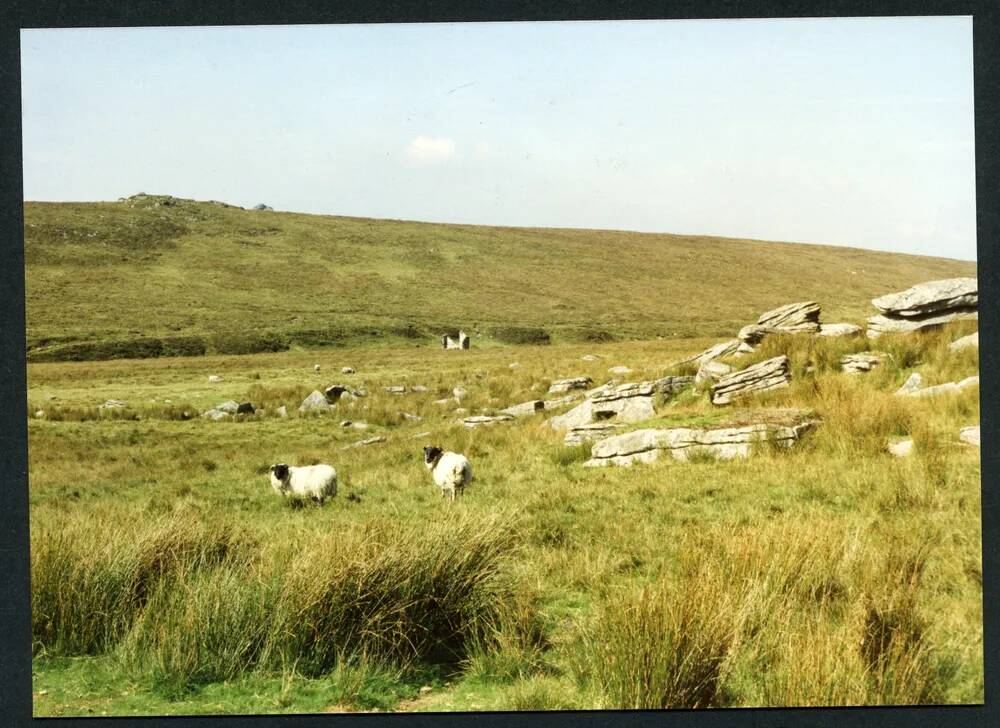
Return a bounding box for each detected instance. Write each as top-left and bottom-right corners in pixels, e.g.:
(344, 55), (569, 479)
(817, 323), (862, 338)
(299, 390), (332, 413)
(959, 425), (980, 446)
(949, 332), (979, 351)
(756, 301), (822, 331)
(463, 414), (515, 428)
(711, 356), (791, 405)
(872, 278), (977, 317)
(841, 353), (883, 375)
(548, 377), (593, 394)
(696, 360), (733, 387)
(325, 384), (362, 402)
(899, 375), (979, 398)
(343, 436), (385, 449)
(867, 308), (978, 338)
(564, 423), (624, 446)
(584, 421), (815, 467)
(500, 400), (545, 417)
(687, 339), (742, 365)
(543, 394), (579, 410)
(651, 375), (695, 396)
(888, 439), (914, 457)
(895, 372), (924, 395)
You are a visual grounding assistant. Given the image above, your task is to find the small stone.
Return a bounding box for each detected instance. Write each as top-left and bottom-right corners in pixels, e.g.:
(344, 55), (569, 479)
(342, 366), (355, 374)
(299, 390), (332, 413)
(453, 386), (467, 399)
(314, 364), (321, 372)
(949, 333), (979, 352)
(208, 375), (222, 383)
(895, 372), (924, 395)
(959, 425), (980, 446)
(463, 414), (514, 428)
(888, 439), (914, 457)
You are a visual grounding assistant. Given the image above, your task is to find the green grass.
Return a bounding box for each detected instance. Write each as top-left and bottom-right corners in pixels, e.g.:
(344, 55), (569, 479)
(27, 321), (982, 714)
(24, 195), (974, 360)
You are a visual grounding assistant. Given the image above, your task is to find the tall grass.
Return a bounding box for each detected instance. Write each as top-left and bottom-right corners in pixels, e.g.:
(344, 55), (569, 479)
(31, 513), (252, 656)
(33, 509), (536, 696)
(270, 513), (522, 674)
(574, 516), (957, 708)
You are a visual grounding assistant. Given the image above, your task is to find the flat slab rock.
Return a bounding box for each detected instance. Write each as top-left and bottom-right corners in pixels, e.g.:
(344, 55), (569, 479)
(738, 302), (822, 344)
(548, 377), (594, 394)
(584, 421), (816, 467)
(652, 375), (695, 396)
(867, 308), (978, 338)
(949, 332), (979, 351)
(696, 360), (733, 386)
(463, 414), (515, 428)
(711, 355), (791, 405)
(564, 423), (624, 446)
(343, 436), (385, 449)
(872, 278), (977, 317)
(543, 394), (579, 410)
(897, 375), (978, 398)
(817, 323), (862, 338)
(499, 400), (545, 417)
(686, 338), (742, 365)
(841, 353), (883, 374)
(895, 372), (924, 395)
(550, 379), (666, 430)
(959, 425), (980, 446)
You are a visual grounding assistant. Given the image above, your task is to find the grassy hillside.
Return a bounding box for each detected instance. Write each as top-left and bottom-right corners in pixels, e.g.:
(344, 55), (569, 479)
(23, 195), (975, 360)
(27, 324), (982, 714)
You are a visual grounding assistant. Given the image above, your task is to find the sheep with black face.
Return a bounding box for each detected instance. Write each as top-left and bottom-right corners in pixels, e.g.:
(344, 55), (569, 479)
(269, 463), (338, 505)
(422, 445), (472, 501)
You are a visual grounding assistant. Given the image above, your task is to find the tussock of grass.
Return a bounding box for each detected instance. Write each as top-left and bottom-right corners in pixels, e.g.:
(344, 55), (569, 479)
(35, 508), (537, 697)
(573, 515), (960, 708)
(272, 513), (522, 674)
(31, 513), (253, 656)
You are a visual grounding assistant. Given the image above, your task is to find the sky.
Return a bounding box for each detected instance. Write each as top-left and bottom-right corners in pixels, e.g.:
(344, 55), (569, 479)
(20, 17), (977, 260)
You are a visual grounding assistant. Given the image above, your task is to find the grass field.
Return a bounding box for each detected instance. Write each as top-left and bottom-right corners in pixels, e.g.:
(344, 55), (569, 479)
(27, 319), (982, 715)
(24, 195), (975, 360)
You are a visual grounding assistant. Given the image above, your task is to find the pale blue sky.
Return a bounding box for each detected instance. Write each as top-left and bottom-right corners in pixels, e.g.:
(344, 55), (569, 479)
(20, 17), (976, 260)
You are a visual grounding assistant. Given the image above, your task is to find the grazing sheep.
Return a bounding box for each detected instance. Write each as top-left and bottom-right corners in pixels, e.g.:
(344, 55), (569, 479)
(423, 445), (472, 501)
(269, 463), (337, 505)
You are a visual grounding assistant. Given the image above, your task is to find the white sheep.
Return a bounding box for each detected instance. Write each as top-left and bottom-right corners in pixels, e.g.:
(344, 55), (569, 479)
(269, 463), (338, 505)
(422, 445), (472, 501)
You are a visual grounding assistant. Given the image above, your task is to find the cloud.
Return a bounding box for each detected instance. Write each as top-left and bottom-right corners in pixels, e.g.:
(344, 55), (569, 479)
(405, 136), (457, 165)
(473, 142), (491, 160)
